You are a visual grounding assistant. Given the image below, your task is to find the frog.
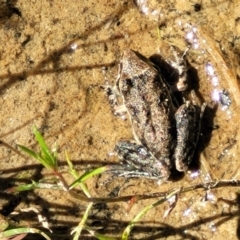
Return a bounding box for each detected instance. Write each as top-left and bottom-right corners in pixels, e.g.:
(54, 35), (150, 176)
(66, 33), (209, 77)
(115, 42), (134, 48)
(105, 49), (204, 183)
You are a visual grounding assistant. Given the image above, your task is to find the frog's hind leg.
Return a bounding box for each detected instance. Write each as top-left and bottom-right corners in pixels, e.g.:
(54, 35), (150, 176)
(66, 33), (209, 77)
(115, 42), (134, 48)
(174, 99), (206, 172)
(113, 140), (170, 182)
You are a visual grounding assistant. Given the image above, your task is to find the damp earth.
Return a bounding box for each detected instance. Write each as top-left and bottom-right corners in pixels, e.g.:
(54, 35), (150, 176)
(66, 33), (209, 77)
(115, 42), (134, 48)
(1, 0), (240, 239)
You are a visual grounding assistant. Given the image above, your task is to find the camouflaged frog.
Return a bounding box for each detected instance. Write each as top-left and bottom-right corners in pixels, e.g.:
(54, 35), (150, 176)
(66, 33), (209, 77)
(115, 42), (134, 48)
(106, 49), (204, 183)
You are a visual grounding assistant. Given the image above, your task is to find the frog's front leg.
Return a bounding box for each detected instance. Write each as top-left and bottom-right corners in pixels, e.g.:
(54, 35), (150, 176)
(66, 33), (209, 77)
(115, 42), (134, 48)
(174, 101), (206, 172)
(115, 141), (170, 182)
(107, 85), (128, 117)
(102, 81), (128, 118)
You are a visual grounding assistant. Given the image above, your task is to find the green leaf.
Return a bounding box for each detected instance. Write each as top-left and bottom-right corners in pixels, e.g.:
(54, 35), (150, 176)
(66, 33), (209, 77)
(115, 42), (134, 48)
(6, 181), (38, 192)
(18, 127), (58, 170)
(17, 145), (39, 160)
(0, 227), (50, 240)
(33, 127), (57, 169)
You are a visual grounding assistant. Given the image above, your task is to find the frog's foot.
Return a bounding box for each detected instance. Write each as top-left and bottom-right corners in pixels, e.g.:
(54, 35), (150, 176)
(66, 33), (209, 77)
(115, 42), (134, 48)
(114, 140), (170, 182)
(102, 63), (129, 117)
(102, 82), (127, 118)
(169, 46), (189, 92)
(102, 82), (119, 107)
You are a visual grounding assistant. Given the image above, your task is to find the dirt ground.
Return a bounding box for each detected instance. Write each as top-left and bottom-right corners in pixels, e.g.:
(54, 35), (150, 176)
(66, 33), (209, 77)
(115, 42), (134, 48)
(1, 0), (240, 239)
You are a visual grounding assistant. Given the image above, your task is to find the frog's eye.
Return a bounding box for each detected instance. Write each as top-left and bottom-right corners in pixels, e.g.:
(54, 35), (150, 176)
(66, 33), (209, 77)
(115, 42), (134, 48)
(125, 78), (133, 87)
(120, 78), (133, 93)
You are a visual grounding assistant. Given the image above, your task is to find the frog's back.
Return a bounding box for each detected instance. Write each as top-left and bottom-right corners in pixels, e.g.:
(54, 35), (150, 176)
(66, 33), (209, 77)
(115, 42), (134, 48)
(119, 50), (176, 167)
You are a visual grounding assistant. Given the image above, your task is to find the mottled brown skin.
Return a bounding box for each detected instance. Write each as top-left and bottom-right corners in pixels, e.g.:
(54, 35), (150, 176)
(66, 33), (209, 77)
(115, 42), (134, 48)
(174, 102), (198, 172)
(108, 49), (203, 180)
(117, 50), (177, 168)
(115, 141), (170, 181)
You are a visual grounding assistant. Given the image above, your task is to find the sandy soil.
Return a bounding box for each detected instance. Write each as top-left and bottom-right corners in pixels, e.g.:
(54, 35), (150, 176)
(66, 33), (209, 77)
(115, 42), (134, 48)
(1, 0), (240, 239)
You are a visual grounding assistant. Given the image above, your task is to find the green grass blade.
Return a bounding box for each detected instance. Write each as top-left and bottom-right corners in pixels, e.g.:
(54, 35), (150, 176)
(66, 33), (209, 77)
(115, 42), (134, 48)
(6, 180), (61, 193)
(17, 144), (50, 169)
(0, 227), (50, 240)
(33, 127), (51, 155)
(17, 145), (39, 160)
(121, 188), (181, 240)
(6, 181), (38, 192)
(33, 127), (57, 169)
(17, 128), (57, 170)
(69, 166), (109, 189)
(83, 225), (117, 240)
(66, 151), (94, 238)
(39, 148), (56, 168)
(72, 202), (93, 240)
(65, 151), (79, 178)
(65, 151), (91, 197)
